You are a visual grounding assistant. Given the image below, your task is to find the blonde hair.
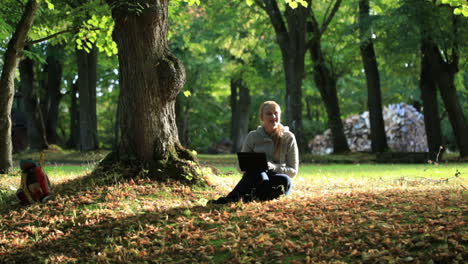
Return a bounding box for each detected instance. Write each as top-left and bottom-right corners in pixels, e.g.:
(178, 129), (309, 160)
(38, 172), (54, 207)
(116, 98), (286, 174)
(259, 101), (284, 155)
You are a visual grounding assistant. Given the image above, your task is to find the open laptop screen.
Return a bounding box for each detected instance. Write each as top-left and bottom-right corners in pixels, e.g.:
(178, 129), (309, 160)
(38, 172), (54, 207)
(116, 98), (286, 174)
(237, 152), (268, 172)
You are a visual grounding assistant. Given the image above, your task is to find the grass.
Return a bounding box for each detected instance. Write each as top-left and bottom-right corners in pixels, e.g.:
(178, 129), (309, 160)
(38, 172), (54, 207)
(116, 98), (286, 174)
(0, 152), (466, 263)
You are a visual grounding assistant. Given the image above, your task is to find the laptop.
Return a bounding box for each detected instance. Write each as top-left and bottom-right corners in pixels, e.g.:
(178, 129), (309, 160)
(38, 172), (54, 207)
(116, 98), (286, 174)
(237, 152), (268, 172)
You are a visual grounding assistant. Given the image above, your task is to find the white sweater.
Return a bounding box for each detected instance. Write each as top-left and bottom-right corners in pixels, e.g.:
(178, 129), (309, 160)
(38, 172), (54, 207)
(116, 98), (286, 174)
(241, 126), (299, 177)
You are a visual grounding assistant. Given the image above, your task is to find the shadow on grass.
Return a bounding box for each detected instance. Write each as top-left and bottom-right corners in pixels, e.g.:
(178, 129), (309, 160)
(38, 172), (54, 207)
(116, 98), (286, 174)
(0, 185), (465, 263)
(0, 160), (139, 215)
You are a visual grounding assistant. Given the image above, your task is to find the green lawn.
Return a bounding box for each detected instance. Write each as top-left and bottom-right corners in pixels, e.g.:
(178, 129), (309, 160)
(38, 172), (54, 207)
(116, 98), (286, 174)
(0, 154), (466, 263)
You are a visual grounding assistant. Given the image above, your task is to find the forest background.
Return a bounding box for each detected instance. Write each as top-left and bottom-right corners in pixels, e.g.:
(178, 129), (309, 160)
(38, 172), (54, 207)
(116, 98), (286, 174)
(0, 0), (467, 160)
(0, 1), (467, 262)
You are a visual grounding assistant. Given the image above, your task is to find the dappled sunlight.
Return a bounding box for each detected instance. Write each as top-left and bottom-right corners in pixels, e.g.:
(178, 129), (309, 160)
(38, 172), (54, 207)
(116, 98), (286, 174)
(0, 163), (466, 263)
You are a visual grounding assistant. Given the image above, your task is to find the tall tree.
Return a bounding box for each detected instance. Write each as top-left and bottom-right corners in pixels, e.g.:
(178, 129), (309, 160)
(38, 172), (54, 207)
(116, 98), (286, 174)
(19, 49), (49, 151)
(103, 0), (205, 183)
(42, 44), (64, 145)
(255, 0), (308, 153)
(0, 0), (39, 173)
(77, 46), (99, 151)
(433, 14), (468, 157)
(412, 0), (468, 157)
(358, 0), (388, 153)
(66, 79), (80, 149)
(230, 75), (251, 152)
(419, 37), (444, 153)
(307, 0), (350, 153)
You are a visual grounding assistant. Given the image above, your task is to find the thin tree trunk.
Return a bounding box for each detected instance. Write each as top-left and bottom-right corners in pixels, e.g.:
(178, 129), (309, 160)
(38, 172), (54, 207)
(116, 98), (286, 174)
(230, 78), (239, 152)
(0, 0), (39, 173)
(358, 0), (388, 153)
(19, 54), (48, 151)
(438, 71), (468, 157)
(230, 77), (251, 152)
(309, 40), (349, 153)
(237, 81), (251, 151)
(104, 0), (205, 184)
(260, 0), (308, 153)
(419, 39), (443, 153)
(436, 15), (468, 158)
(77, 46), (99, 151)
(67, 79), (80, 149)
(43, 44), (64, 145)
(306, 0), (348, 153)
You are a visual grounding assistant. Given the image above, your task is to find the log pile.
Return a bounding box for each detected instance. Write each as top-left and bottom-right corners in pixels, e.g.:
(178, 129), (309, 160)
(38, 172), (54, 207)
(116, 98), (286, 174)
(309, 103), (429, 154)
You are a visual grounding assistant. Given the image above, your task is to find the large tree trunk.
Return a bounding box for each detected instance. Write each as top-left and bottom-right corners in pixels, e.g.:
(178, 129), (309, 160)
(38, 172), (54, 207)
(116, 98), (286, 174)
(43, 44), (64, 145)
(105, 0), (205, 184)
(260, 0), (308, 153)
(358, 0), (388, 153)
(0, 0), (39, 173)
(19, 54), (48, 151)
(419, 39), (443, 154)
(230, 77), (251, 152)
(77, 47), (99, 151)
(309, 40), (349, 153)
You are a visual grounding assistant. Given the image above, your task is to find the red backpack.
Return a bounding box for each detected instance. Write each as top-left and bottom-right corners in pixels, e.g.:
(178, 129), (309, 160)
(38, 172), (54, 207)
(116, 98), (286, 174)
(16, 160), (51, 204)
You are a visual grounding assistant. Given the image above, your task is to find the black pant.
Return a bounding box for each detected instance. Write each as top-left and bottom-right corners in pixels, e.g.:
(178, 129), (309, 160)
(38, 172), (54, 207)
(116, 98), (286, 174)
(227, 171), (292, 201)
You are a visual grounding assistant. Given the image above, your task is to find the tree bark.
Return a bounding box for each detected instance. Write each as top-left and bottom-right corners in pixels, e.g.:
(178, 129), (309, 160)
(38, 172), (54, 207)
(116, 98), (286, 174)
(259, 0), (308, 153)
(105, 0), (205, 184)
(230, 77), (251, 152)
(358, 0), (388, 153)
(0, 0), (39, 173)
(77, 46), (99, 151)
(419, 39), (443, 154)
(19, 54), (48, 151)
(43, 44), (64, 145)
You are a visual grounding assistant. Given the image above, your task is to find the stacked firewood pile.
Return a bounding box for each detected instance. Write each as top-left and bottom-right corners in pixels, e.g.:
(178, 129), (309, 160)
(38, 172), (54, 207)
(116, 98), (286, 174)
(309, 103), (429, 154)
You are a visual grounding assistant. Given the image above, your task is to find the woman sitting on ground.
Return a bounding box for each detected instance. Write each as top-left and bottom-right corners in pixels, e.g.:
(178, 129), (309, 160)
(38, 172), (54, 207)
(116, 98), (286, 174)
(209, 100), (299, 204)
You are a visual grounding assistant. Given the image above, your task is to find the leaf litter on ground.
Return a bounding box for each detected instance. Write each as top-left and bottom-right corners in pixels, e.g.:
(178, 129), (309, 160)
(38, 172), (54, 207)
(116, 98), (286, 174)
(0, 162), (466, 263)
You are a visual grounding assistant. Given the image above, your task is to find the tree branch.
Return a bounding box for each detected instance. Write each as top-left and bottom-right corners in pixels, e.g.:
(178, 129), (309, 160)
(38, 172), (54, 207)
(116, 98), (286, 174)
(27, 26), (101, 45)
(28, 28), (79, 45)
(305, 8), (321, 49)
(320, 0), (342, 35)
(260, 0), (289, 51)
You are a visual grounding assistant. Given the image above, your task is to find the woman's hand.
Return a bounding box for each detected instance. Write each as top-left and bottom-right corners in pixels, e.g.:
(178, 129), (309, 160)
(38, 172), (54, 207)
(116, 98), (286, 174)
(267, 162), (277, 171)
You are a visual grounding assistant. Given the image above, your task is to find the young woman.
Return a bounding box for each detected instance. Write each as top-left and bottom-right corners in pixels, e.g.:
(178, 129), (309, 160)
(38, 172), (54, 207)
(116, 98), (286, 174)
(209, 101), (299, 204)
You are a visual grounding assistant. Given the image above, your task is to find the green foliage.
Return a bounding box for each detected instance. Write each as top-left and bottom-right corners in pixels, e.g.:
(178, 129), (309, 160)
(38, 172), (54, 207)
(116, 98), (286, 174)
(75, 12), (117, 56)
(440, 0), (468, 16)
(3, 0), (466, 154)
(285, 0), (309, 9)
(43, 0), (54, 10)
